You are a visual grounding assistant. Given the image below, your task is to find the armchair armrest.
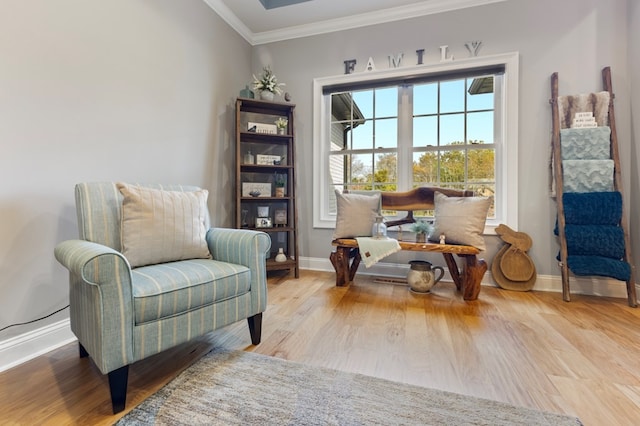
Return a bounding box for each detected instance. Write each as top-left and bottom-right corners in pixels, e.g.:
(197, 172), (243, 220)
(206, 228), (271, 313)
(54, 240), (135, 373)
(206, 228), (271, 265)
(55, 240), (129, 280)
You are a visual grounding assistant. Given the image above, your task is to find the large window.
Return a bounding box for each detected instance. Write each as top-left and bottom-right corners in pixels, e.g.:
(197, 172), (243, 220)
(313, 53), (519, 232)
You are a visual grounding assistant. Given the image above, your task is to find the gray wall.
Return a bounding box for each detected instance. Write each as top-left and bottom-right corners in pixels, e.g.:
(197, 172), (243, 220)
(0, 0), (251, 339)
(252, 0), (637, 276)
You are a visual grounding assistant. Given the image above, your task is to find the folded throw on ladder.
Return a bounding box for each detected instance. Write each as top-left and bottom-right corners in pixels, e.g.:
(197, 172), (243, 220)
(562, 192), (622, 225)
(560, 127), (611, 160)
(564, 225), (625, 259)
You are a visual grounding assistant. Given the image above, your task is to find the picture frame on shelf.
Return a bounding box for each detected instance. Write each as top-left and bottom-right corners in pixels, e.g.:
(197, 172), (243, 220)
(255, 217), (273, 228)
(274, 208), (287, 226)
(256, 154), (282, 165)
(242, 182), (271, 197)
(247, 122), (277, 134)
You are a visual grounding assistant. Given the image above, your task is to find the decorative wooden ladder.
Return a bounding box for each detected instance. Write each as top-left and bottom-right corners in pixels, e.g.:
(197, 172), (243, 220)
(550, 67), (636, 307)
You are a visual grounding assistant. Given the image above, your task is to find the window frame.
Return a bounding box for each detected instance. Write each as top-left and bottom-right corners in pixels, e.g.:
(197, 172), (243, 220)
(313, 52), (519, 234)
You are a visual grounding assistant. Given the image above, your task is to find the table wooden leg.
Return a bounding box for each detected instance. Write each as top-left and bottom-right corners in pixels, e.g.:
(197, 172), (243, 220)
(460, 255), (487, 301)
(330, 247), (361, 287)
(348, 249), (361, 282)
(442, 253), (462, 291)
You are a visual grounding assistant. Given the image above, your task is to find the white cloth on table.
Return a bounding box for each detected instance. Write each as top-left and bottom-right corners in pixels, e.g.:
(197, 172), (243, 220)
(355, 237), (401, 268)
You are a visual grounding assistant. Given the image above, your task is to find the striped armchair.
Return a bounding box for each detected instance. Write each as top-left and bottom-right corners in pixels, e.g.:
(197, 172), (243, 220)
(54, 183), (270, 413)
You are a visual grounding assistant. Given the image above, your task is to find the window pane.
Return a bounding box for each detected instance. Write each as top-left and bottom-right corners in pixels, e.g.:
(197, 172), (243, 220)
(329, 121), (347, 151)
(440, 79), (464, 113)
(374, 118), (397, 149)
(352, 90), (373, 119)
(467, 111), (494, 144)
(467, 77), (494, 111)
(413, 116), (437, 147)
(440, 114), (464, 145)
(414, 83), (437, 115)
(352, 120), (373, 150)
(467, 148), (495, 181)
(412, 151), (438, 185)
(329, 154), (345, 185)
(439, 149), (465, 184)
(374, 153), (397, 191)
(375, 87), (398, 118)
(350, 153), (373, 187)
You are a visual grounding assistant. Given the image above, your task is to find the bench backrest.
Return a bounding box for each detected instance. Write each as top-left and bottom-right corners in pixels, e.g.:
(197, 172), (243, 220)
(381, 187), (474, 211)
(381, 187), (475, 227)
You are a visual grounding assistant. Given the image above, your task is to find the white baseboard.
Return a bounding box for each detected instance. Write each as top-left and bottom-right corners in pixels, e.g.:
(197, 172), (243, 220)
(300, 256), (639, 300)
(1, 258), (636, 372)
(0, 319), (76, 373)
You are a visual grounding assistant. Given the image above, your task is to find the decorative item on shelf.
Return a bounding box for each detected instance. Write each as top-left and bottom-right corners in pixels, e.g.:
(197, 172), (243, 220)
(256, 154), (281, 165)
(256, 206), (271, 228)
(411, 220), (433, 243)
(257, 206), (269, 218)
(252, 66), (284, 101)
(407, 260), (444, 293)
(274, 208), (287, 226)
(371, 215), (387, 239)
(243, 150), (255, 164)
(242, 182), (271, 197)
(284, 92), (292, 102)
(275, 248), (287, 262)
(248, 122), (277, 134)
(241, 209), (249, 228)
(256, 217), (272, 228)
(439, 234), (446, 245)
(275, 117), (288, 135)
(239, 85), (254, 99)
(274, 174), (286, 197)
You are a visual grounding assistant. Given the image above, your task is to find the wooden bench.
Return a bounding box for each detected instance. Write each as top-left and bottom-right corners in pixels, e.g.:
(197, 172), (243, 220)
(330, 187), (488, 301)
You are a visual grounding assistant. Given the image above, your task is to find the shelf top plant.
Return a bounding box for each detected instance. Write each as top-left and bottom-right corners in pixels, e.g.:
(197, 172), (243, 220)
(253, 66), (285, 95)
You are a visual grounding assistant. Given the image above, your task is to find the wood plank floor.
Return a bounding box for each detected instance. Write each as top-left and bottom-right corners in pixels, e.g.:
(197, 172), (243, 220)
(1, 270), (640, 425)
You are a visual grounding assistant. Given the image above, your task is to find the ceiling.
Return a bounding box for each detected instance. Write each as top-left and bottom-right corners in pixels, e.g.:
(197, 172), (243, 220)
(203, 0), (507, 45)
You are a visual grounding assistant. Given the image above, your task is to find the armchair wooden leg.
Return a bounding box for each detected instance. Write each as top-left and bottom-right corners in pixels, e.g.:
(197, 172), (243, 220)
(108, 365), (129, 414)
(79, 343), (89, 358)
(247, 313), (263, 345)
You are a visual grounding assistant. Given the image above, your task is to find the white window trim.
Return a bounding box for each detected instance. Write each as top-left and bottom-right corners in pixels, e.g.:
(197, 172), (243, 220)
(313, 52), (519, 234)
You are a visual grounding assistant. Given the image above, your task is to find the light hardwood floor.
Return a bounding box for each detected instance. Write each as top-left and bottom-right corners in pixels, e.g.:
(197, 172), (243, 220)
(1, 270), (640, 425)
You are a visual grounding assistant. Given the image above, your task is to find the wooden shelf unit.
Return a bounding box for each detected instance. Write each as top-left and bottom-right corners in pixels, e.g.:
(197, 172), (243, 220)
(235, 97), (299, 278)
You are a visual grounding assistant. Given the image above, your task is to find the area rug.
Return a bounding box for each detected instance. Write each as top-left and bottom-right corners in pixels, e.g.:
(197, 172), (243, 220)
(116, 348), (582, 425)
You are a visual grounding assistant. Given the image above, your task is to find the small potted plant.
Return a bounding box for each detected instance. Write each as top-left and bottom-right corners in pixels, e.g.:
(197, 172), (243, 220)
(274, 174), (286, 197)
(275, 117), (288, 135)
(411, 220), (433, 243)
(252, 66), (284, 101)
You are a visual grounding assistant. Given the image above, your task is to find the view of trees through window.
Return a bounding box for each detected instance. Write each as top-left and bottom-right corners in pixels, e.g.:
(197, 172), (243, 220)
(330, 74), (496, 217)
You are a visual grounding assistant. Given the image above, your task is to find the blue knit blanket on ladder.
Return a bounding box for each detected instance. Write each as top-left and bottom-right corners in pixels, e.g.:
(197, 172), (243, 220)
(558, 191), (630, 281)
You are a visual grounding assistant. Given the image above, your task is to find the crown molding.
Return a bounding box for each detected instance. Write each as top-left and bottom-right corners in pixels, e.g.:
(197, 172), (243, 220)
(202, 0), (255, 44)
(204, 0), (508, 46)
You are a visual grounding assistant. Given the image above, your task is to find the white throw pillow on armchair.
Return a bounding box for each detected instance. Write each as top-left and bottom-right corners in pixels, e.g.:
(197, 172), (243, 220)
(117, 183), (212, 267)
